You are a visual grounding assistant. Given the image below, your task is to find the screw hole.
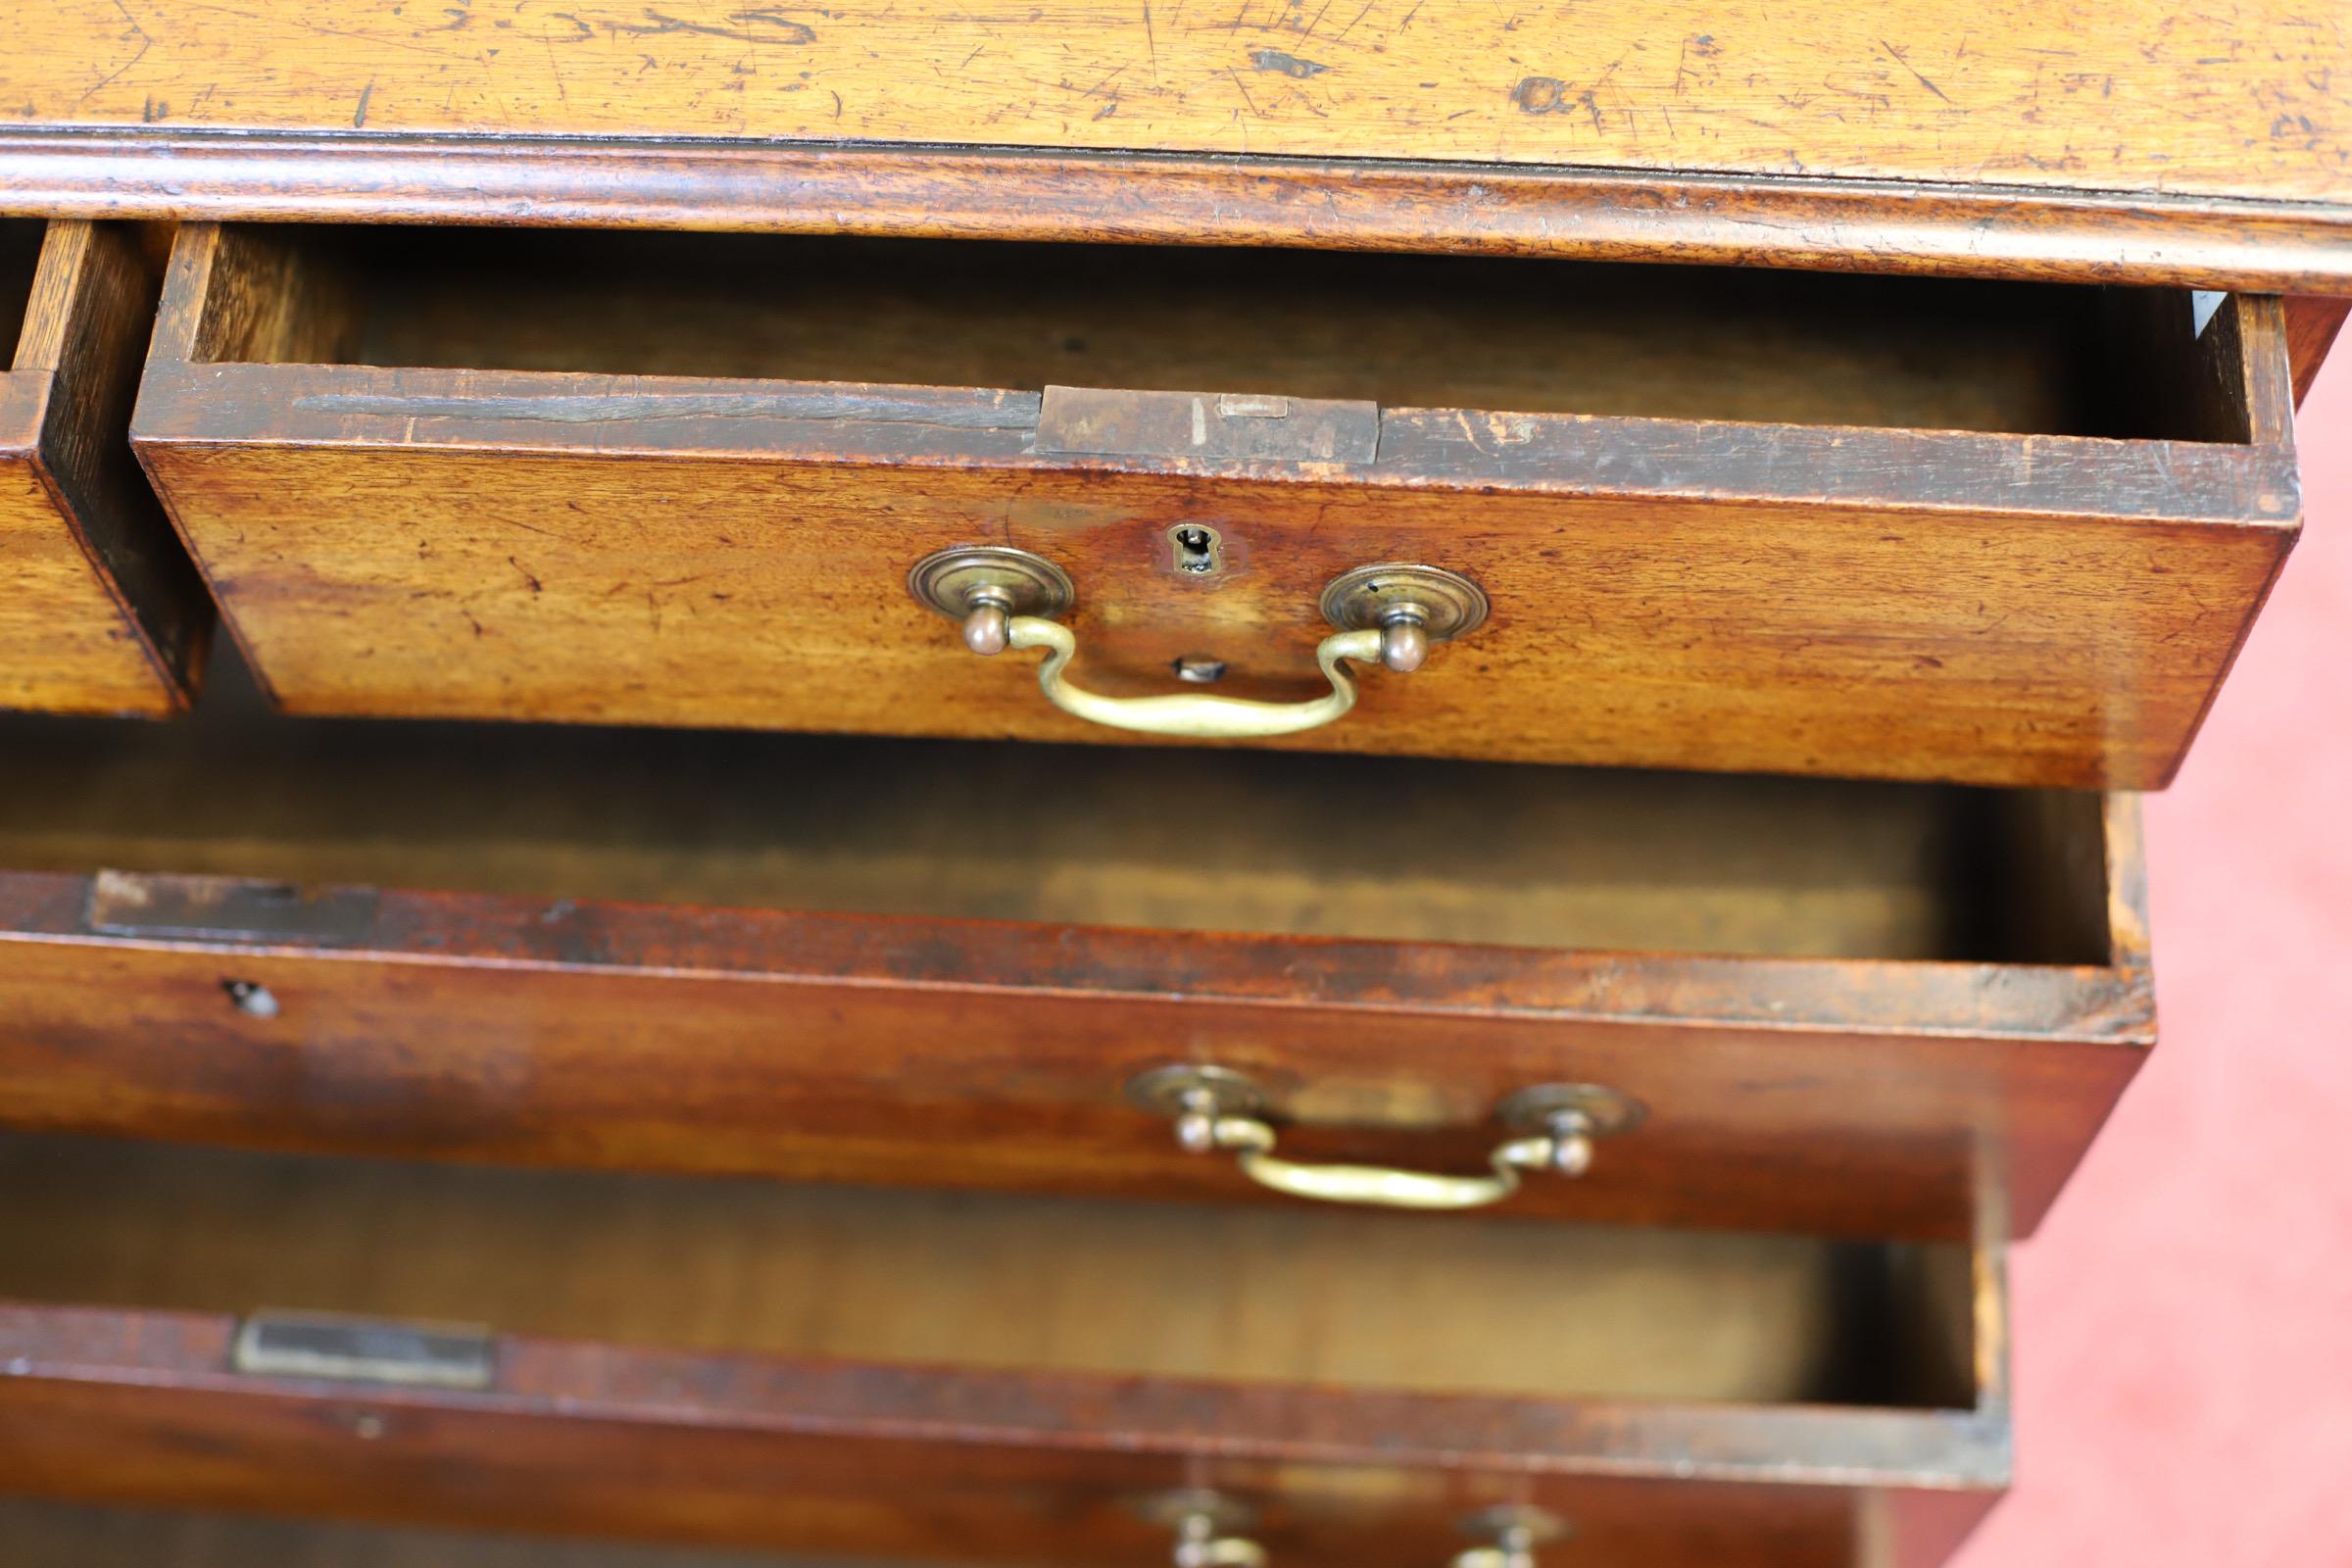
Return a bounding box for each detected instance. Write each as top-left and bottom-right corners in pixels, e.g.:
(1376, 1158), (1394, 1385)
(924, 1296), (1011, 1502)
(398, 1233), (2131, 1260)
(222, 980), (279, 1019)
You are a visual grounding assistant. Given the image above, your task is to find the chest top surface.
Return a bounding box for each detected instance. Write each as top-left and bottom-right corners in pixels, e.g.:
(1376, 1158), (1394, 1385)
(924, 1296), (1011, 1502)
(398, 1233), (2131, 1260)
(2, 1), (2351, 287)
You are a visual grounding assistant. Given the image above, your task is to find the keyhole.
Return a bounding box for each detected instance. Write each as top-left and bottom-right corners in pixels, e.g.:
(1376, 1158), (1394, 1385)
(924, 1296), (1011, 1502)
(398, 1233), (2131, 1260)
(1169, 524), (1223, 576)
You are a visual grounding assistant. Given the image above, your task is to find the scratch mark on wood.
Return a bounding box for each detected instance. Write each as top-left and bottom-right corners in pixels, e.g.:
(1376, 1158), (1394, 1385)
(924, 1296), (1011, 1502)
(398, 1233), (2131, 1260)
(1226, 66), (1265, 117)
(608, 10), (817, 46)
(77, 0), (154, 109)
(354, 76), (374, 127)
(1878, 39), (1953, 104)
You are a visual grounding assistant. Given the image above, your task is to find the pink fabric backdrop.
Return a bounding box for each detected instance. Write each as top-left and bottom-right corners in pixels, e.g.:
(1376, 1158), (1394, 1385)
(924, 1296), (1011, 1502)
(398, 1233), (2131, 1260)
(1952, 350), (2352, 1563)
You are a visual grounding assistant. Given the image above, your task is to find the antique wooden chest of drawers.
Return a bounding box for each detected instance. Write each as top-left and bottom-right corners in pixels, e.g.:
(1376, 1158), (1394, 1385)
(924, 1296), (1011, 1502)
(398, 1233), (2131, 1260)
(1, 2), (2348, 1565)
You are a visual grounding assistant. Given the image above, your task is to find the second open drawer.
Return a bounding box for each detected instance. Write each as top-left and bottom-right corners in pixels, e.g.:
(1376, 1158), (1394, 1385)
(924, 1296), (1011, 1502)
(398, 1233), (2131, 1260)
(0, 663), (2149, 1242)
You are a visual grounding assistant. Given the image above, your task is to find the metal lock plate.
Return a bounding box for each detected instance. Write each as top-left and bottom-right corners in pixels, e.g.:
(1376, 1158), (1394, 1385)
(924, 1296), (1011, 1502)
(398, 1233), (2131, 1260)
(231, 1312), (497, 1390)
(1036, 386), (1380, 465)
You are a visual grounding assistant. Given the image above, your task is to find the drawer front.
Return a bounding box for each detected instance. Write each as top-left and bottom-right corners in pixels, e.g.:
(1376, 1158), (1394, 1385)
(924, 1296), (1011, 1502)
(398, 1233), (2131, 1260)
(132, 223), (2298, 788)
(0, 684), (2153, 1241)
(0, 220), (208, 716)
(0, 1134), (2011, 1568)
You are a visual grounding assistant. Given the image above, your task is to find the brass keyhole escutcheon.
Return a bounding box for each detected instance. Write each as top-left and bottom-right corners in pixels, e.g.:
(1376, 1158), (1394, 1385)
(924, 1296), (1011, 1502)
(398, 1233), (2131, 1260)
(1168, 522), (1225, 576)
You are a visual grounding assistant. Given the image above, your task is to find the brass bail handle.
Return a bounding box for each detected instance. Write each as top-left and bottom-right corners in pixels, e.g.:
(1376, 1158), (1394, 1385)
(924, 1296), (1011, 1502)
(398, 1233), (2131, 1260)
(1452, 1507), (1572, 1568)
(906, 546), (1489, 740)
(1126, 1066), (1644, 1212)
(1142, 1493), (1268, 1568)
(1139, 1496), (1568, 1568)
(1172, 1509), (1270, 1568)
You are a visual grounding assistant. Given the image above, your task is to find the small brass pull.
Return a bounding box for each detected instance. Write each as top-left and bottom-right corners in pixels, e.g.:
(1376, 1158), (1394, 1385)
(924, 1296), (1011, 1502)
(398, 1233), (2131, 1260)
(1453, 1507), (1570, 1568)
(907, 547), (1488, 741)
(1142, 1493), (1268, 1568)
(1127, 1067), (1642, 1212)
(1137, 1495), (1566, 1568)
(1171, 1510), (1269, 1568)
(1009, 617), (1386, 739)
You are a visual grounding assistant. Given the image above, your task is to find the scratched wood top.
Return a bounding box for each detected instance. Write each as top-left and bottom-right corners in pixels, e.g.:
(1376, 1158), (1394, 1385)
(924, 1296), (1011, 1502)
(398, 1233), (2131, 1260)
(5, 0), (2347, 212)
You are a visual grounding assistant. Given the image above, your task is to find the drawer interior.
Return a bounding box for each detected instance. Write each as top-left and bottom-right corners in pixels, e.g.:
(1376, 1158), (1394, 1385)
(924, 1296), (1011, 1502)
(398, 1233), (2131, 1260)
(0, 1131), (1977, 1411)
(0, 219), (35, 363)
(179, 224), (2242, 441)
(0, 655), (2109, 964)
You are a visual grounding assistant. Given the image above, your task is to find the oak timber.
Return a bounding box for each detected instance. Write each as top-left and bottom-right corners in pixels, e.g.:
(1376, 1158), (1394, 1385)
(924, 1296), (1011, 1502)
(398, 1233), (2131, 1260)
(0, 668), (2149, 1240)
(132, 223), (2301, 788)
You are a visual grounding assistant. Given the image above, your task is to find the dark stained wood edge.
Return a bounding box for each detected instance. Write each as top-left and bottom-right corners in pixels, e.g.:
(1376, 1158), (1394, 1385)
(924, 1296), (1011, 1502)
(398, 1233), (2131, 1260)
(14, 221), (211, 709)
(132, 220), (2303, 531)
(2284, 296), (2352, 405)
(2133, 299), (2303, 786)
(2231, 297), (2300, 448)
(0, 868), (2155, 1042)
(0, 1301), (2012, 1487)
(2150, 496), (2302, 789)
(4, 128), (2351, 294)
(130, 362), (2303, 532)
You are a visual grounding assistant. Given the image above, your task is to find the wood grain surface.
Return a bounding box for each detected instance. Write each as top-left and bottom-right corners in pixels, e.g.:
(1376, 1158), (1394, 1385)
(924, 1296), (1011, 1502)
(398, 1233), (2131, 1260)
(7, 132), (2352, 296)
(0, 220), (207, 715)
(0, 1138), (2009, 1567)
(2, 0), (2344, 208)
(132, 224), (2299, 787)
(0, 675), (2151, 1239)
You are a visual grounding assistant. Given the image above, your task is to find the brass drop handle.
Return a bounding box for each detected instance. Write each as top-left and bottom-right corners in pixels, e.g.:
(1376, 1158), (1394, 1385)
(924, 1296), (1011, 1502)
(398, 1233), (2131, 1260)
(908, 547), (1488, 740)
(1169, 1506), (1270, 1568)
(1127, 1067), (1643, 1212)
(1452, 1507), (1571, 1568)
(1141, 1493), (1269, 1568)
(1139, 1496), (1567, 1568)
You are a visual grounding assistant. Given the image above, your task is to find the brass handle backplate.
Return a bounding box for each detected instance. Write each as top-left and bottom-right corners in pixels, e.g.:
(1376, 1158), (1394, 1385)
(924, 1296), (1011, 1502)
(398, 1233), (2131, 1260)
(1126, 1066), (1644, 1211)
(907, 546), (1488, 739)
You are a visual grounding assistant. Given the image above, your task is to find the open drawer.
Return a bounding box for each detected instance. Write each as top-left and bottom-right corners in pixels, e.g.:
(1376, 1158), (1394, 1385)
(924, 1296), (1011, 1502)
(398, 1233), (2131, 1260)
(0, 1131), (2010, 1568)
(130, 223), (2298, 787)
(0, 663), (2148, 1241)
(0, 220), (207, 715)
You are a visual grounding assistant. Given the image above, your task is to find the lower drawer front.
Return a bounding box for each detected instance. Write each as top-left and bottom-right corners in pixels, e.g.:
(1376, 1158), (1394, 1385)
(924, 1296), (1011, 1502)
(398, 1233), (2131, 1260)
(0, 1133), (2007, 1568)
(130, 222), (2298, 787)
(0, 685), (2149, 1242)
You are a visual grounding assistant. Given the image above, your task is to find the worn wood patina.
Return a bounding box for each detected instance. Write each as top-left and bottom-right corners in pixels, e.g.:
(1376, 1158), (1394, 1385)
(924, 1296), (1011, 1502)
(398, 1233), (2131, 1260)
(0, 1), (2348, 289)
